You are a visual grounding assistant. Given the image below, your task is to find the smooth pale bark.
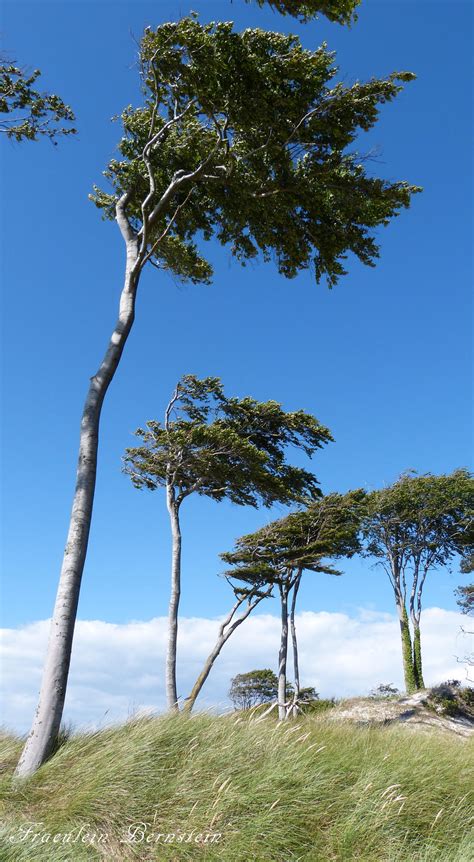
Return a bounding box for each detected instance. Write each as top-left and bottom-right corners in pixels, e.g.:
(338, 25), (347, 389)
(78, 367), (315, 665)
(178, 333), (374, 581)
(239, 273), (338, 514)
(396, 598), (417, 694)
(15, 236), (140, 778)
(183, 589), (269, 713)
(289, 569), (302, 718)
(278, 585), (289, 721)
(166, 486), (181, 711)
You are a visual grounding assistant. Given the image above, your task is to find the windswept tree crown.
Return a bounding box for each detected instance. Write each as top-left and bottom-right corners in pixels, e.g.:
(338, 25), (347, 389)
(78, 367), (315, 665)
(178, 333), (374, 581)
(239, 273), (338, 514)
(361, 469), (474, 578)
(221, 489), (365, 586)
(250, 0), (360, 24)
(123, 374), (332, 508)
(92, 17), (420, 286)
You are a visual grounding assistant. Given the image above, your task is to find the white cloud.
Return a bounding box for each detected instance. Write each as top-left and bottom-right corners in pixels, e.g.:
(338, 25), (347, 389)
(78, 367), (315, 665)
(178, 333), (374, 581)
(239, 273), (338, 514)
(1, 609), (471, 733)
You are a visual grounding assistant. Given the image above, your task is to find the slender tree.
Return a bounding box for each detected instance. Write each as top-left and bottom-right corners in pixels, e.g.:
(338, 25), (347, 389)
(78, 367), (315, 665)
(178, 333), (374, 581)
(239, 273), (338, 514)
(222, 491), (364, 718)
(184, 583), (274, 713)
(0, 58), (76, 142)
(124, 374), (331, 709)
(16, 16), (419, 776)
(361, 469), (474, 693)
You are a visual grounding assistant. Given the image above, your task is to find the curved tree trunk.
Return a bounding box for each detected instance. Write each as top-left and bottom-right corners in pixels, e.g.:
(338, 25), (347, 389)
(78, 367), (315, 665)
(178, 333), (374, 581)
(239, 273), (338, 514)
(183, 588), (270, 713)
(166, 488), (181, 711)
(278, 584), (289, 721)
(184, 634), (226, 714)
(15, 239), (140, 778)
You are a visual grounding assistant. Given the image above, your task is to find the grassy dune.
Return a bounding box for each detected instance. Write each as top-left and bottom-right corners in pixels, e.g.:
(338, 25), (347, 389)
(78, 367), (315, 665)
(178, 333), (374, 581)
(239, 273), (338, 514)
(0, 714), (472, 861)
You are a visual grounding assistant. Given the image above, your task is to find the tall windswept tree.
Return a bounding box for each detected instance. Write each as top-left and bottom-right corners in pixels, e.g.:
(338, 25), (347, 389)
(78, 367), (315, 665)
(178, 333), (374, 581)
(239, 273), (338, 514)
(361, 469), (474, 693)
(123, 374), (331, 710)
(0, 58), (76, 142)
(249, 0), (360, 23)
(222, 491), (364, 718)
(16, 17), (419, 777)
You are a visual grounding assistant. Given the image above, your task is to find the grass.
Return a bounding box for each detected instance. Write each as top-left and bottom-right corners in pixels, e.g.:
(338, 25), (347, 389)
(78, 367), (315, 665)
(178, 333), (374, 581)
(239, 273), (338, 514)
(0, 714), (472, 861)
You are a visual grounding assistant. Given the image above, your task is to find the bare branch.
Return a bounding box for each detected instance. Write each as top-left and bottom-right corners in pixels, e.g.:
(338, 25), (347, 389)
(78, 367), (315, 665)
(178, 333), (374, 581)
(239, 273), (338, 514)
(138, 98), (197, 258)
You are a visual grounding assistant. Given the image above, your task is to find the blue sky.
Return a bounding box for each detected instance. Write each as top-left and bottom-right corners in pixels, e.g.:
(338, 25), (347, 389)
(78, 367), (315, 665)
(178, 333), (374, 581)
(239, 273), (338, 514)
(1, 0), (472, 630)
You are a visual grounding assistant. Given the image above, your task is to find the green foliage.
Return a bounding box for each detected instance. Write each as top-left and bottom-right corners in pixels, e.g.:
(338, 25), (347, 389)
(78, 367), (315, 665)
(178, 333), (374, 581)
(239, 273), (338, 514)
(91, 17), (420, 286)
(460, 552), (474, 574)
(0, 59), (76, 142)
(428, 682), (474, 720)
(229, 669), (306, 709)
(455, 583), (474, 614)
(301, 696), (336, 714)
(362, 469), (474, 574)
(123, 374), (332, 509)
(369, 683), (400, 699)
(229, 669), (279, 708)
(0, 714), (472, 861)
(298, 685), (319, 701)
(361, 472), (474, 692)
(250, 0), (360, 24)
(221, 489), (365, 590)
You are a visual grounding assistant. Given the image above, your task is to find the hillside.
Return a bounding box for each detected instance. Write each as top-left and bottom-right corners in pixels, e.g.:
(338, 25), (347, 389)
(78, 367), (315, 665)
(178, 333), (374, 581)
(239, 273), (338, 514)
(0, 711), (472, 861)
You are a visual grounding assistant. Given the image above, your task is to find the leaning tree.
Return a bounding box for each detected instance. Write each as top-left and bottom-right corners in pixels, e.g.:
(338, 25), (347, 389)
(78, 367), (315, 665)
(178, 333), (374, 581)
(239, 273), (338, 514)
(16, 16), (419, 776)
(123, 374), (331, 710)
(361, 469), (474, 693)
(222, 490), (364, 718)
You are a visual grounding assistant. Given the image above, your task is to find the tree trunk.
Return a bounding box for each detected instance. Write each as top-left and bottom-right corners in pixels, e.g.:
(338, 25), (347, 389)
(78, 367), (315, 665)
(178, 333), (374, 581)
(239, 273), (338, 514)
(278, 585), (289, 721)
(289, 570), (302, 718)
(15, 240), (140, 778)
(412, 618), (425, 689)
(396, 599), (417, 694)
(184, 635), (226, 714)
(183, 590), (269, 714)
(166, 487), (181, 711)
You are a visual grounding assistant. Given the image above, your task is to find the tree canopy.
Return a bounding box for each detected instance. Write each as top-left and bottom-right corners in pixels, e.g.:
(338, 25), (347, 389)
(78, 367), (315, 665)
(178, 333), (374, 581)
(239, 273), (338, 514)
(229, 669), (280, 709)
(250, 0), (360, 24)
(362, 470), (474, 583)
(0, 58), (76, 142)
(221, 490), (365, 586)
(91, 16), (420, 287)
(123, 374), (332, 508)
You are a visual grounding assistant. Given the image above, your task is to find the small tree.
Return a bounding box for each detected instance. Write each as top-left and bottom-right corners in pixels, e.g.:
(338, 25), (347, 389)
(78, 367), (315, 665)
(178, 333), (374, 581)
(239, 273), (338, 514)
(369, 683), (400, 699)
(361, 469), (474, 693)
(0, 58), (76, 142)
(299, 686), (319, 702)
(123, 374), (332, 710)
(17, 16), (419, 776)
(222, 491), (364, 719)
(229, 669), (279, 710)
